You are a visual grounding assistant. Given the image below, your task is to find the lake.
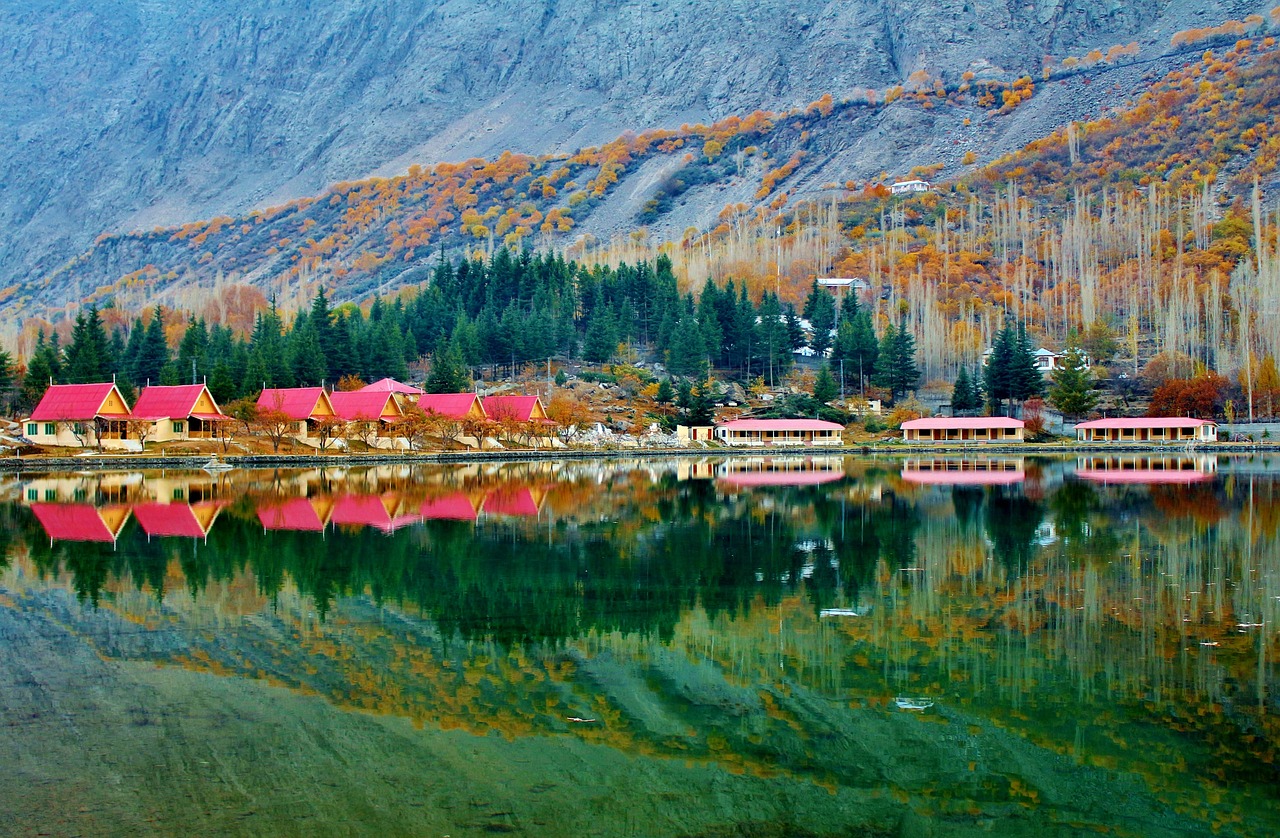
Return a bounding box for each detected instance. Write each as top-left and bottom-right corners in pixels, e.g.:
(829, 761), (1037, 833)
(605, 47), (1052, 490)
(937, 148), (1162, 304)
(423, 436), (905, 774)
(0, 453), (1276, 837)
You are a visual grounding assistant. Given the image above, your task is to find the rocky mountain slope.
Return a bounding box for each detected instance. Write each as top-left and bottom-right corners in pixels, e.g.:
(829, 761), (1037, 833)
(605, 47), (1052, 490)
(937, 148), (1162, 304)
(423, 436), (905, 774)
(0, 0), (1272, 316)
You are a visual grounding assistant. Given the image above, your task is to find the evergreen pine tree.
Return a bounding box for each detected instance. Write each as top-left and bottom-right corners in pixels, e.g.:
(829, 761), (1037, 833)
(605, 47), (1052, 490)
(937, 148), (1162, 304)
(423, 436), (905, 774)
(873, 321), (920, 401)
(133, 307), (170, 387)
(63, 306), (111, 384)
(425, 337), (471, 393)
(952, 366), (976, 412)
(807, 284), (836, 358)
(1049, 344), (1097, 419)
(813, 363), (839, 404)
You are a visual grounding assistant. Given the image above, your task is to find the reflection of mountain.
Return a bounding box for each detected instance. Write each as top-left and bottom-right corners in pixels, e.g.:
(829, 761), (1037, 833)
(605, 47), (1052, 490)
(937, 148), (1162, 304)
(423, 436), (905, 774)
(4, 458), (1280, 835)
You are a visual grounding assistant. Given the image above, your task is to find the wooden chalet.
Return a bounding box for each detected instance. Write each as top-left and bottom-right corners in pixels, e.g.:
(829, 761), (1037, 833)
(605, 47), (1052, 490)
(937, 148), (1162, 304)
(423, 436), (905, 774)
(359, 378), (425, 402)
(256, 387), (338, 443)
(24, 382), (134, 449)
(329, 390), (405, 448)
(131, 384), (229, 443)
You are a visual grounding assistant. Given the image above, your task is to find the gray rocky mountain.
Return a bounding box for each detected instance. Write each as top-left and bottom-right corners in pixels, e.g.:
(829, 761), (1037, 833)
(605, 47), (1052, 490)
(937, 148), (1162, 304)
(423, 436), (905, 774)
(0, 0), (1269, 302)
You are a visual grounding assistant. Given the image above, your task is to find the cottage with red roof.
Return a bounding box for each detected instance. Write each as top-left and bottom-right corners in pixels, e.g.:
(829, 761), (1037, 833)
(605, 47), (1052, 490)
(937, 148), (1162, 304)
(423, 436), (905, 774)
(1074, 417), (1217, 444)
(359, 378), (425, 400)
(715, 418), (844, 447)
(482, 395), (549, 423)
(23, 382), (134, 449)
(131, 384), (229, 443)
(901, 417), (1025, 443)
(330, 390), (405, 448)
(256, 387), (338, 444)
(417, 392), (487, 420)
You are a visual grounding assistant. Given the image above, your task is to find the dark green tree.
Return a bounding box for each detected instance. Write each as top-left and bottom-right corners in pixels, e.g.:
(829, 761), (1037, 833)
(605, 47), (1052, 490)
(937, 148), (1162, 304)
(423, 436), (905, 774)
(951, 365), (980, 412)
(1049, 344), (1097, 419)
(872, 321), (920, 402)
(813, 363), (839, 404)
(63, 306), (111, 384)
(425, 337), (471, 393)
(132, 307), (171, 388)
(803, 281), (836, 357)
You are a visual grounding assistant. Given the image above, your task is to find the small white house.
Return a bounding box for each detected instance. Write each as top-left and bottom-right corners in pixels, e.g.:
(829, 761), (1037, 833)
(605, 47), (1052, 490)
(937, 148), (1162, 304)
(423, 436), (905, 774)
(890, 179), (931, 195)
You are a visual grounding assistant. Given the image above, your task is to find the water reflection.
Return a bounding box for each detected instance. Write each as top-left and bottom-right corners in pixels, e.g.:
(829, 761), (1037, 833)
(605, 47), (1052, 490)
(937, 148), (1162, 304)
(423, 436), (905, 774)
(1, 455), (1278, 835)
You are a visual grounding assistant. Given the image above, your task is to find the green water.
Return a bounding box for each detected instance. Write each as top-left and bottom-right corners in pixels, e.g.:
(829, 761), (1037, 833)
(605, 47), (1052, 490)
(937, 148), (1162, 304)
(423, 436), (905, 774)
(0, 454), (1276, 837)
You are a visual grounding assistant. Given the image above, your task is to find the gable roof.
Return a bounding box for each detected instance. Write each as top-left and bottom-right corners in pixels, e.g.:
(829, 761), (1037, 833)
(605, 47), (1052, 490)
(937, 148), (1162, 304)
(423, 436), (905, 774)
(30, 503), (131, 543)
(482, 486), (541, 517)
(132, 384), (224, 420)
(419, 493), (479, 521)
(329, 391), (403, 422)
(901, 417), (1024, 430)
(417, 393), (486, 420)
(256, 497), (329, 532)
(1075, 417), (1216, 429)
(132, 502), (223, 538)
(256, 387), (332, 420)
(717, 419), (844, 432)
(29, 383), (130, 422)
(482, 395), (546, 422)
(359, 378), (425, 395)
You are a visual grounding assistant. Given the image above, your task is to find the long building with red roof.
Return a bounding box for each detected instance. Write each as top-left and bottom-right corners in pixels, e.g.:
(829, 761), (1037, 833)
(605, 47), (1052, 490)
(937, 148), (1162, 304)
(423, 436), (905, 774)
(1074, 417), (1217, 443)
(900, 417), (1025, 444)
(23, 382), (134, 449)
(715, 418), (844, 447)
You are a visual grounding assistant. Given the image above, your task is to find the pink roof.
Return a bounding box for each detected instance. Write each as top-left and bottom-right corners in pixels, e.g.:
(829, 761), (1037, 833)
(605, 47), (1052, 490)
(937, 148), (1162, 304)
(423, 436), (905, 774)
(29, 383), (129, 421)
(417, 393), (484, 419)
(419, 493), (479, 521)
(30, 503), (129, 543)
(359, 378), (425, 395)
(901, 417), (1024, 430)
(1076, 469), (1214, 484)
(483, 395), (543, 422)
(483, 487), (540, 517)
(329, 391), (398, 422)
(901, 469), (1025, 486)
(1075, 417), (1216, 429)
(330, 495), (404, 532)
(719, 470), (844, 487)
(257, 387), (327, 420)
(257, 498), (327, 532)
(132, 384), (222, 420)
(717, 419), (844, 432)
(132, 503), (218, 538)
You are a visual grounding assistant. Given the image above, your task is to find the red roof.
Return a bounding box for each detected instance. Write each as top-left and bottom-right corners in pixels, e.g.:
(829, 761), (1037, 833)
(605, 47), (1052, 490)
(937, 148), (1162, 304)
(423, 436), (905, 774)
(330, 494), (420, 532)
(29, 383), (129, 421)
(132, 384), (222, 420)
(719, 470), (844, 487)
(257, 388), (327, 420)
(419, 493), (479, 520)
(717, 419), (844, 432)
(1076, 469), (1214, 484)
(257, 498), (328, 532)
(483, 486), (540, 517)
(329, 391), (398, 422)
(482, 395), (543, 422)
(901, 469), (1025, 486)
(901, 417), (1024, 430)
(132, 502), (219, 538)
(359, 378), (425, 395)
(30, 503), (130, 543)
(1075, 417), (1216, 429)
(418, 393), (484, 419)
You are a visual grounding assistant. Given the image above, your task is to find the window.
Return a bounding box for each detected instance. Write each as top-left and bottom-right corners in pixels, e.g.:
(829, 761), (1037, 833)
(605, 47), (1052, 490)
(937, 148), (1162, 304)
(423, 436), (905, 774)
(173, 488), (185, 500)
(44, 489), (56, 501)
(73, 423), (87, 435)
(26, 423), (37, 436)
(173, 421), (184, 434)
(26, 488), (37, 501)
(44, 423), (56, 435)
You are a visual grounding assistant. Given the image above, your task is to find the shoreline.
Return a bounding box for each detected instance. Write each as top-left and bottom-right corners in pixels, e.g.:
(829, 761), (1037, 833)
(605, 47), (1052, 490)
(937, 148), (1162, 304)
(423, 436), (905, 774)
(2, 440), (1277, 473)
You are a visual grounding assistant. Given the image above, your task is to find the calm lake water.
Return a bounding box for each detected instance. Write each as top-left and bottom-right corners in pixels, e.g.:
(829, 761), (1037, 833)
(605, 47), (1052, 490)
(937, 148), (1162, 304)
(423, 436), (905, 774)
(1, 454), (1277, 837)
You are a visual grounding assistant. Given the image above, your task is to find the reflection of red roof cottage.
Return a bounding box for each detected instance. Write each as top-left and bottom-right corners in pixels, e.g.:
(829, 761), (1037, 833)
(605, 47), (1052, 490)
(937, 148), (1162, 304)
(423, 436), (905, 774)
(30, 503), (132, 543)
(330, 494), (421, 533)
(131, 384), (229, 441)
(256, 497), (333, 532)
(24, 383), (132, 448)
(132, 502), (225, 538)
(482, 486), (542, 517)
(417, 393), (487, 420)
(482, 395), (549, 423)
(419, 493), (480, 521)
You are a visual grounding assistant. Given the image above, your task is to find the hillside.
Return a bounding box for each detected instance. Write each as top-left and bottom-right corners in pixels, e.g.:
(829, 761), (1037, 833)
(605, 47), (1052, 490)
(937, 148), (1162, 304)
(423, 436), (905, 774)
(2, 0), (1275, 321)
